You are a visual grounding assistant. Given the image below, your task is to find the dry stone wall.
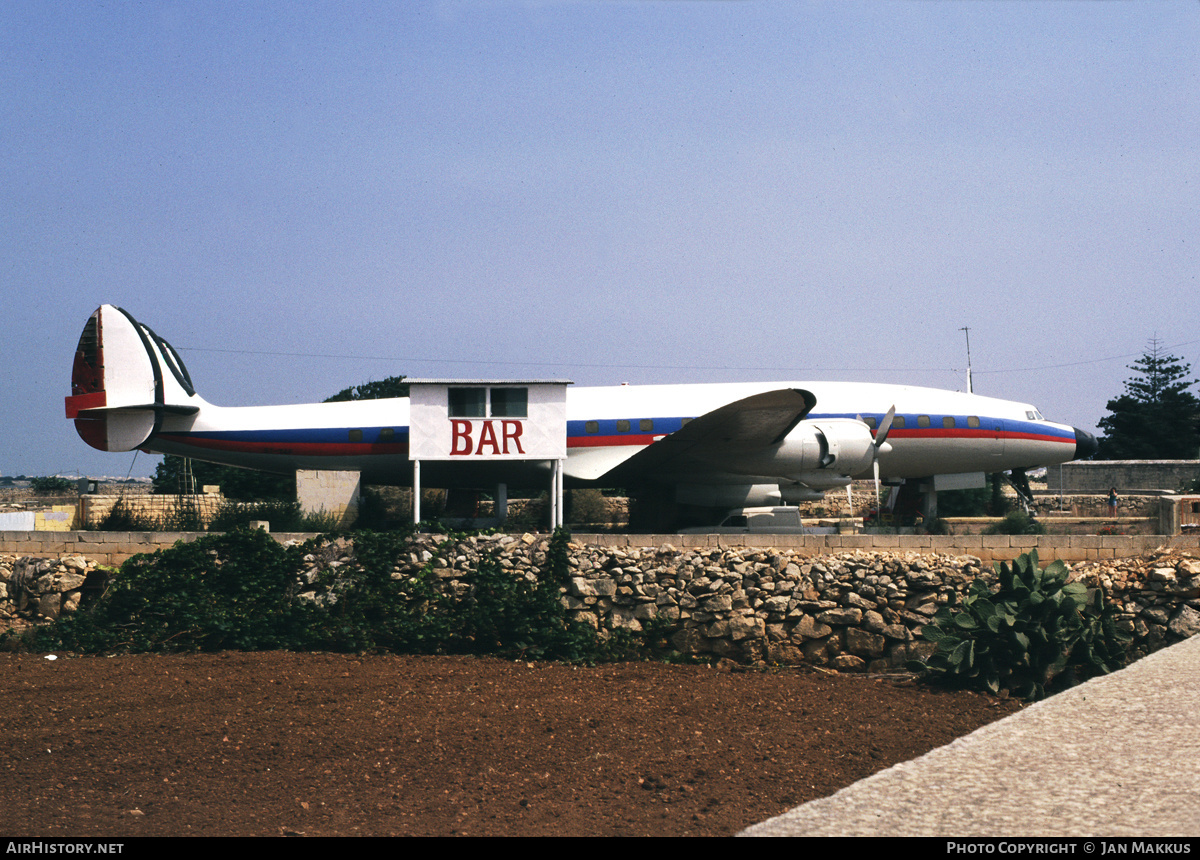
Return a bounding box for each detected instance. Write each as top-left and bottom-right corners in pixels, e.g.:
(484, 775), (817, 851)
(7, 537), (1198, 672)
(0, 554), (107, 631)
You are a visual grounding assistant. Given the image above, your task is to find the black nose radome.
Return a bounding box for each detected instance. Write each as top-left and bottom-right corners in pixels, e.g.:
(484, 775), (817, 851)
(1074, 427), (1098, 460)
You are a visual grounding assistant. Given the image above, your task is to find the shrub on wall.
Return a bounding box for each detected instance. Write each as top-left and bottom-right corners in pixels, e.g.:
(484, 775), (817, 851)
(984, 511), (1046, 535)
(18, 527), (643, 664)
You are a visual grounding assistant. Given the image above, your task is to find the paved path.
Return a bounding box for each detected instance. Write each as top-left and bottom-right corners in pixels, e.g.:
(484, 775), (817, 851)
(742, 636), (1200, 837)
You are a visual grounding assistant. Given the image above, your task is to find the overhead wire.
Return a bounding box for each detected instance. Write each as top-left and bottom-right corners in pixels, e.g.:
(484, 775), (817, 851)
(175, 337), (1200, 379)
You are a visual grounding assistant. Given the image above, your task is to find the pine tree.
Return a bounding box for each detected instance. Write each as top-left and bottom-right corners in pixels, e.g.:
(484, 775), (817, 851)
(1096, 339), (1200, 459)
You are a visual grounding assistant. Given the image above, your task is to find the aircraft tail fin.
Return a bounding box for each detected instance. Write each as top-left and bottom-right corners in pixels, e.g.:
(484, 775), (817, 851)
(66, 305), (202, 452)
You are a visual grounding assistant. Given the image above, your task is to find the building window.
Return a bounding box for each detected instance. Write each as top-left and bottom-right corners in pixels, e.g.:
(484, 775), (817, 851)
(449, 386), (528, 418)
(490, 388), (528, 418)
(449, 388), (486, 417)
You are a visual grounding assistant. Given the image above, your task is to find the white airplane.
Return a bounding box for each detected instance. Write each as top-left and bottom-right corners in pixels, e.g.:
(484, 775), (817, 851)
(66, 305), (1098, 517)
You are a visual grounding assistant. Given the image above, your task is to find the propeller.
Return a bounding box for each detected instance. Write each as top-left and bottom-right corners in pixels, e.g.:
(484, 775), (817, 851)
(858, 406), (896, 523)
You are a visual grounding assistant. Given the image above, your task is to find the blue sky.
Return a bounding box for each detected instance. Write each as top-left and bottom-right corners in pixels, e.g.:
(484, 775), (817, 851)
(4, 1), (1198, 478)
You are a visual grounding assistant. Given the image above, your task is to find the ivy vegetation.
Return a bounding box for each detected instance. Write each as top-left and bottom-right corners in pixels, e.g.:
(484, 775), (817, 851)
(17, 527), (647, 665)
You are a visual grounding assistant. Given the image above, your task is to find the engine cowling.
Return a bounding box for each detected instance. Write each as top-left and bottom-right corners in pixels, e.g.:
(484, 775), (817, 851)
(711, 418), (879, 482)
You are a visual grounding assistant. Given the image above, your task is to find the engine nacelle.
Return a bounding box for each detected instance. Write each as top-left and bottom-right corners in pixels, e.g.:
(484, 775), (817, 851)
(714, 418), (878, 482)
(801, 419), (878, 478)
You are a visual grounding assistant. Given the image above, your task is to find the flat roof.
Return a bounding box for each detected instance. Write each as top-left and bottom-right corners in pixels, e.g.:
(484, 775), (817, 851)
(405, 379), (573, 385)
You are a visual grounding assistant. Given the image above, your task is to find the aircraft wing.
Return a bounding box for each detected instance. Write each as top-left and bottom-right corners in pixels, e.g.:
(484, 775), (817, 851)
(600, 387), (816, 485)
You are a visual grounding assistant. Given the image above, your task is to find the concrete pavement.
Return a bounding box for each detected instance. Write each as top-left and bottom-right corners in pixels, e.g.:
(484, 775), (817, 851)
(742, 635), (1200, 837)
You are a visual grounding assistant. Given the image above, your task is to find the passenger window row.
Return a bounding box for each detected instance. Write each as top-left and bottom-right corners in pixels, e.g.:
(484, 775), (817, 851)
(583, 418), (656, 434)
(347, 428), (397, 442)
(862, 415), (983, 430)
(578, 413), (1002, 438)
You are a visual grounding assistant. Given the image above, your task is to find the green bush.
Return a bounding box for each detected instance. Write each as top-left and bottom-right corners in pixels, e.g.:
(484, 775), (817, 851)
(94, 498), (162, 531)
(984, 511), (1046, 535)
(30, 529), (319, 653)
(566, 489), (610, 526)
(30, 476), (75, 493)
(911, 550), (1131, 700)
(207, 499), (339, 532)
(19, 527), (651, 665)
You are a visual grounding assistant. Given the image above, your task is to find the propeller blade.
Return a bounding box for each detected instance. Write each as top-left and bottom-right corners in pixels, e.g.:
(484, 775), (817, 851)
(875, 405), (896, 449)
(874, 459), (881, 519)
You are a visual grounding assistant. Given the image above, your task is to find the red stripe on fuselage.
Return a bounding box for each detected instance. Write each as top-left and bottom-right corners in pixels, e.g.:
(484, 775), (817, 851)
(567, 427), (1074, 450)
(155, 435), (409, 457)
(568, 434), (658, 449)
(883, 428), (1072, 444)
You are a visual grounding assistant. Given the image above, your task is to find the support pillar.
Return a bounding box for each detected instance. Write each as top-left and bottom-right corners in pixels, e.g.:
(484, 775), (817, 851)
(412, 460), (421, 526)
(494, 482), (507, 522)
(296, 470), (361, 529)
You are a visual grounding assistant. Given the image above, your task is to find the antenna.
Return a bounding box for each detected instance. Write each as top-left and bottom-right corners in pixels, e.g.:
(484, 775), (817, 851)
(960, 327), (973, 393)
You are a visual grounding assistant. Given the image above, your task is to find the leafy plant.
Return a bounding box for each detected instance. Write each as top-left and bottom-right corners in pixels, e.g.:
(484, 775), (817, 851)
(923, 517), (951, 535)
(566, 489), (610, 526)
(152, 455), (295, 501)
(984, 511), (1046, 535)
(206, 499), (339, 532)
(32, 529), (318, 653)
(912, 550), (1131, 700)
(30, 476), (76, 493)
(94, 498), (162, 531)
(18, 525), (664, 665)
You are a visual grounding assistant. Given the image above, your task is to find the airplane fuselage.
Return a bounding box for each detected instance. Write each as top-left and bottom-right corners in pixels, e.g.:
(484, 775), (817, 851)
(141, 381), (1083, 487)
(67, 306), (1097, 501)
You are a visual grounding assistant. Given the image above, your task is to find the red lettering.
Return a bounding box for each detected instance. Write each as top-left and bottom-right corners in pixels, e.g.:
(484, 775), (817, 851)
(476, 420), (500, 455)
(502, 420), (525, 454)
(450, 420), (473, 455)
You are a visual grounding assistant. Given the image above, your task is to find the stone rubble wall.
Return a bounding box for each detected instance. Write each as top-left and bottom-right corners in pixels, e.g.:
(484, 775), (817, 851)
(1051, 461), (1200, 494)
(6, 537), (1198, 672)
(0, 554), (107, 629)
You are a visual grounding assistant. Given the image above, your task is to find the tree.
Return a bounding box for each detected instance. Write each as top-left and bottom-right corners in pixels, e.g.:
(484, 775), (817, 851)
(324, 376), (409, 402)
(152, 455), (295, 501)
(1096, 340), (1200, 460)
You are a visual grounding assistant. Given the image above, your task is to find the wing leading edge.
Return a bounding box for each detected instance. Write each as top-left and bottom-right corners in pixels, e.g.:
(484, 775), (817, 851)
(598, 388), (817, 486)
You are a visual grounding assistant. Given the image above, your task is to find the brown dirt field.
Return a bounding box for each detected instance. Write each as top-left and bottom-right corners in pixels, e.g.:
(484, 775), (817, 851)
(0, 652), (1022, 837)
